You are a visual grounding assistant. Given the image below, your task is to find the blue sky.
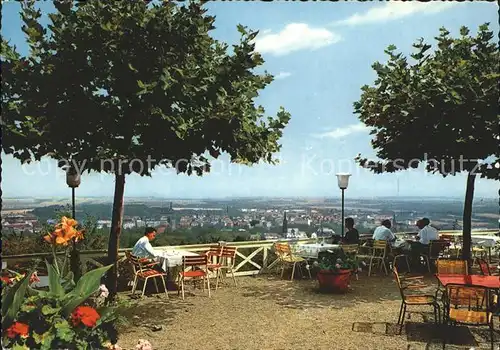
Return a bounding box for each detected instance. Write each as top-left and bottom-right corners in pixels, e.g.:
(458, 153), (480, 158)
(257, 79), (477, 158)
(2, 1), (499, 199)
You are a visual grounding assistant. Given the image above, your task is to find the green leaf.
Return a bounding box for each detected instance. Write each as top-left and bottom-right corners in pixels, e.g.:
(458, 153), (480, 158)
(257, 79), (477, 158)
(54, 319), (74, 342)
(46, 261), (64, 297)
(1, 269), (32, 328)
(61, 264), (112, 316)
(41, 304), (61, 316)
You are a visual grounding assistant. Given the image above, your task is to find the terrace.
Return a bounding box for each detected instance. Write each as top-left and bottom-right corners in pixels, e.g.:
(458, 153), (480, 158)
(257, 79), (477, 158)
(3, 229), (500, 349)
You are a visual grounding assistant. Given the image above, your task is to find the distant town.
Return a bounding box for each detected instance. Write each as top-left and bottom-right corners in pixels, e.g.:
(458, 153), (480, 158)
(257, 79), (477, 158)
(2, 196), (498, 241)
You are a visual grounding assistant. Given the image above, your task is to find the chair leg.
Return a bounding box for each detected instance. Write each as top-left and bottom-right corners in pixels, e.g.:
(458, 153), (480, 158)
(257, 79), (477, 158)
(405, 256), (411, 273)
(400, 304), (407, 334)
(214, 269), (220, 290)
(160, 276), (168, 298)
(281, 264), (286, 279)
(181, 276), (185, 300)
(291, 263), (296, 281)
(153, 278), (159, 294)
(131, 276), (138, 295)
(397, 302), (404, 324)
(230, 269), (237, 287)
(368, 257), (373, 276)
(307, 266), (312, 279)
(141, 278), (148, 298)
(206, 274), (211, 298)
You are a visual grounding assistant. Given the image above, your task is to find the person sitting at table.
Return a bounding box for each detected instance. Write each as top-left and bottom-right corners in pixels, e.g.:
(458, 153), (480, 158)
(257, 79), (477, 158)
(372, 219), (396, 244)
(409, 218), (439, 271)
(344, 217), (359, 245)
(132, 227), (161, 259)
(416, 217), (439, 245)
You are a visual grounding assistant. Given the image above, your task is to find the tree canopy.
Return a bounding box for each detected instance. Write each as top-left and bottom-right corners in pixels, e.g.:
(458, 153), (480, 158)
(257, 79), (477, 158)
(353, 23), (499, 261)
(1, 0), (290, 297)
(354, 24), (498, 179)
(1, 0), (290, 175)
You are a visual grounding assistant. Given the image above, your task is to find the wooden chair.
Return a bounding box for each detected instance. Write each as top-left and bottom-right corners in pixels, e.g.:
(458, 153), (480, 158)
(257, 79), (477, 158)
(202, 245), (224, 290)
(340, 244), (359, 280)
(357, 240), (388, 276)
(421, 240), (449, 272)
(125, 251), (168, 298)
(435, 259), (468, 300)
(442, 284), (494, 349)
(274, 242), (311, 281)
(393, 266), (440, 334)
(178, 255), (211, 300)
(209, 246), (238, 289)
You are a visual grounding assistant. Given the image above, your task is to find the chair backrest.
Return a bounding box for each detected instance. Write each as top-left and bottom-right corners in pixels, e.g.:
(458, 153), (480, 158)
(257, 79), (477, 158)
(341, 244), (358, 255)
(392, 266), (405, 299)
(275, 242), (292, 255)
(220, 246), (237, 267)
(205, 245), (223, 256)
(221, 246), (237, 259)
(475, 258), (491, 276)
(436, 259), (468, 275)
(428, 240), (449, 259)
(444, 284), (488, 318)
(372, 240), (388, 257)
(182, 255), (208, 268)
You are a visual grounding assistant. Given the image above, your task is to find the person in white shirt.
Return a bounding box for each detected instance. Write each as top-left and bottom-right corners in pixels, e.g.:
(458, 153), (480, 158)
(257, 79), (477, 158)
(132, 227), (160, 259)
(416, 218), (439, 245)
(372, 219), (396, 243)
(410, 218), (439, 271)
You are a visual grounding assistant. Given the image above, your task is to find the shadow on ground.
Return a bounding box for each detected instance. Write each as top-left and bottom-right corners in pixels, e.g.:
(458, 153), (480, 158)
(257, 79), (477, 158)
(353, 320), (500, 349)
(241, 273), (407, 310)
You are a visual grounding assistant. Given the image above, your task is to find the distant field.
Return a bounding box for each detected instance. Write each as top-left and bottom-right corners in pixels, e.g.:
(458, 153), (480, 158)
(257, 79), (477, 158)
(477, 213), (499, 219)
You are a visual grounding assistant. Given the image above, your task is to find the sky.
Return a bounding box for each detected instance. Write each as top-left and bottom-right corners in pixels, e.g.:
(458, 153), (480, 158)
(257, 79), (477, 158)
(1, 1), (499, 199)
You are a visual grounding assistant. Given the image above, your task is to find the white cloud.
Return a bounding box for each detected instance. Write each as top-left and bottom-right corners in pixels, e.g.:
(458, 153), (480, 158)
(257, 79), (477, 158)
(254, 23), (341, 56)
(313, 123), (369, 139)
(274, 71), (292, 80)
(332, 1), (457, 26)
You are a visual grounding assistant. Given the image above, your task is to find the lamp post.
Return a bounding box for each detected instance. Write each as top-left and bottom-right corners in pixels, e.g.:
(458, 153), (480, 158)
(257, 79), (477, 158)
(336, 173), (351, 239)
(66, 167), (81, 219)
(66, 167), (81, 281)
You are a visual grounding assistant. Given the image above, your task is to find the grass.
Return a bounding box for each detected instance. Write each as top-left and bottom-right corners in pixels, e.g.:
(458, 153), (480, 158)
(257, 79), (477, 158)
(115, 271), (500, 350)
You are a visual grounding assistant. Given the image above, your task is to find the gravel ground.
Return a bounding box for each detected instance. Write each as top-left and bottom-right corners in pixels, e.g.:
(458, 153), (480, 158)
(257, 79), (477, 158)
(116, 272), (500, 350)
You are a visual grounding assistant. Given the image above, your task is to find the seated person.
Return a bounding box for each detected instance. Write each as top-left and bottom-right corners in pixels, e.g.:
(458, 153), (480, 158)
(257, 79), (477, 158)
(132, 227), (161, 259)
(344, 217), (359, 245)
(416, 217), (439, 245)
(372, 219), (396, 244)
(410, 218), (439, 268)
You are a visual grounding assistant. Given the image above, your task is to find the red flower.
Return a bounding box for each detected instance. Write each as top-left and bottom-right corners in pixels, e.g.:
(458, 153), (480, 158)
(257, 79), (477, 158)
(71, 306), (100, 327)
(29, 272), (40, 285)
(6, 322), (29, 338)
(1, 276), (11, 285)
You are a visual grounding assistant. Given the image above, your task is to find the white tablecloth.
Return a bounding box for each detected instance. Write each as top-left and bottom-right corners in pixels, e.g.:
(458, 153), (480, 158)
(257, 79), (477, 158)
(157, 249), (199, 270)
(297, 243), (340, 259)
(471, 235), (500, 248)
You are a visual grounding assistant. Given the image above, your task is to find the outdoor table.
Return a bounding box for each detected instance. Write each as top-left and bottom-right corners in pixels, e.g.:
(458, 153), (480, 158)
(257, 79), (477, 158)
(157, 249), (199, 271)
(296, 243), (340, 259)
(436, 274), (500, 289)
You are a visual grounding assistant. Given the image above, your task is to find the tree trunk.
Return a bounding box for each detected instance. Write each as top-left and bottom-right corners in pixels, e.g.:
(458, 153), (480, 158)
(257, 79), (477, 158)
(106, 173), (126, 300)
(461, 172), (476, 264)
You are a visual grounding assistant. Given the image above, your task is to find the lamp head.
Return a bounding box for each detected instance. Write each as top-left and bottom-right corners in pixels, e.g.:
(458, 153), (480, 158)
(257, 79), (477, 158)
(336, 173), (351, 189)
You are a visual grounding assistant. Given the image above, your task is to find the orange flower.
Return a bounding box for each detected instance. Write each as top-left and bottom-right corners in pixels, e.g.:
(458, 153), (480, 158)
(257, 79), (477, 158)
(43, 217), (84, 246)
(6, 322), (29, 338)
(71, 306), (100, 328)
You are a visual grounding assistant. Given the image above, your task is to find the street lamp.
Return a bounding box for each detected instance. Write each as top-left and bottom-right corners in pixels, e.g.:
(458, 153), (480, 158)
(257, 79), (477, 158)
(66, 166), (81, 281)
(336, 173), (351, 239)
(66, 167), (81, 219)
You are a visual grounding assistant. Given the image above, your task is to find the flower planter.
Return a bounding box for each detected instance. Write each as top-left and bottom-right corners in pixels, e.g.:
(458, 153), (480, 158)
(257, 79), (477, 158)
(317, 269), (351, 293)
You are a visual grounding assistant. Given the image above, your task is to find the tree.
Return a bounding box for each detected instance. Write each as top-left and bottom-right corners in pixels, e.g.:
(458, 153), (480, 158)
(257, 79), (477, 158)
(353, 24), (499, 262)
(1, 0), (290, 298)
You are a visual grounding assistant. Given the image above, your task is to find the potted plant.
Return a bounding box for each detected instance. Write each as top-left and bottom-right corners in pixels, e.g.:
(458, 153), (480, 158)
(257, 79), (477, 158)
(316, 249), (358, 293)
